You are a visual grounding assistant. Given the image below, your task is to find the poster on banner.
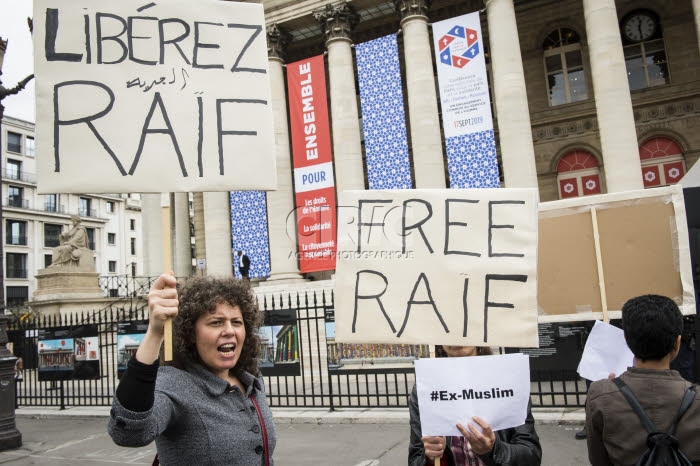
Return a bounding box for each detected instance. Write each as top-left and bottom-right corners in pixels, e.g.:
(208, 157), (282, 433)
(335, 188), (539, 347)
(415, 354), (531, 436)
(38, 325), (100, 381)
(33, 0), (276, 194)
(258, 309), (301, 376)
(117, 320), (148, 378)
(324, 308), (429, 370)
(287, 55), (337, 273)
(433, 12), (499, 188)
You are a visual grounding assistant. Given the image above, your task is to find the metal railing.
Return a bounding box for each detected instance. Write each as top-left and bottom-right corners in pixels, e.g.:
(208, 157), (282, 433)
(44, 204), (66, 214)
(7, 288), (591, 410)
(79, 208), (98, 218)
(6, 267), (28, 279)
(3, 168), (36, 183)
(5, 235), (27, 246)
(6, 198), (29, 209)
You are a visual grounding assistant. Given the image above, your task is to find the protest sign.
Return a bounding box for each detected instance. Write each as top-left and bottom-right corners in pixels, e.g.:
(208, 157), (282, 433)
(415, 353), (531, 436)
(577, 320), (634, 381)
(33, 0), (276, 193)
(335, 188), (539, 347)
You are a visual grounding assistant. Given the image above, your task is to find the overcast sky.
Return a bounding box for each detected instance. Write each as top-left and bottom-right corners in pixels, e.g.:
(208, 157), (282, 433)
(1, 0), (35, 122)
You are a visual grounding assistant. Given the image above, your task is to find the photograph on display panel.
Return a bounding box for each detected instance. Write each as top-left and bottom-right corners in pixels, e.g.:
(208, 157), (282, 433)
(324, 308), (428, 370)
(116, 321), (148, 379)
(258, 309), (301, 377)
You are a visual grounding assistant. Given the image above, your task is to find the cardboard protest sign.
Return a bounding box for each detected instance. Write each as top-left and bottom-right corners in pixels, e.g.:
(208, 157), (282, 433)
(577, 320), (634, 381)
(415, 354), (531, 436)
(33, 0), (276, 193)
(335, 189), (539, 347)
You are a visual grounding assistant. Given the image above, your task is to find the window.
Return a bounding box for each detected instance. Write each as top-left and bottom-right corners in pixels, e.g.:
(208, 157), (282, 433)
(130, 238), (136, 255)
(6, 220), (27, 245)
(130, 219), (136, 231)
(7, 186), (23, 208)
(108, 261), (117, 273)
(543, 28), (588, 106)
(44, 224), (62, 247)
(106, 201), (115, 213)
(556, 150), (602, 199)
(6, 253), (27, 278)
(109, 289), (119, 297)
(25, 136), (35, 156)
(621, 10), (669, 91)
(131, 262), (137, 277)
(79, 197), (92, 217)
(45, 194), (59, 213)
(6, 159), (21, 180)
(108, 232), (116, 245)
(7, 132), (21, 153)
(6, 286), (28, 308)
(640, 137), (685, 187)
(86, 227), (96, 250)
(44, 254), (53, 268)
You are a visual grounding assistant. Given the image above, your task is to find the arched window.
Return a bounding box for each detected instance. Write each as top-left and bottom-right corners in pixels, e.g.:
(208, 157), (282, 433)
(639, 137), (685, 187)
(556, 150), (601, 199)
(620, 10), (669, 90)
(543, 28), (588, 106)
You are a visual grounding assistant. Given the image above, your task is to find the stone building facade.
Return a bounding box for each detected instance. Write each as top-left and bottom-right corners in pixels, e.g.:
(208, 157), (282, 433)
(150, 0), (700, 280)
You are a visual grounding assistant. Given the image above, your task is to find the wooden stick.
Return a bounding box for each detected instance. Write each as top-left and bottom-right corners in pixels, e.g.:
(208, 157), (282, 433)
(590, 207), (609, 323)
(163, 271), (176, 361)
(164, 319), (173, 361)
(434, 456), (441, 466)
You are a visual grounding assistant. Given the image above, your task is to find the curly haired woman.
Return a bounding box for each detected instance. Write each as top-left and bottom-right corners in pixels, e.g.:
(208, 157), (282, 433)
(108, 274), (275, 466)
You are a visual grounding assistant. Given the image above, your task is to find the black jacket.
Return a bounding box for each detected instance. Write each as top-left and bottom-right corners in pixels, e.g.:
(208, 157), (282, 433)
(409, 385), (542, 466)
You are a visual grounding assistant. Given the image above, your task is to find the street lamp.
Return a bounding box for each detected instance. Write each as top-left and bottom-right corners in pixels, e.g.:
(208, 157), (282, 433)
(0, 33), (34, 451)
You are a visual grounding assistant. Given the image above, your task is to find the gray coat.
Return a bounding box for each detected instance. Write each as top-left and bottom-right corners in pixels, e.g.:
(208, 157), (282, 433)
(108, 363), (276, 466)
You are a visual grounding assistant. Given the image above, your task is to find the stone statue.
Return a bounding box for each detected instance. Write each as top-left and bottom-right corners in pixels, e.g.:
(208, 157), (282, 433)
(50, 215), (91, 269)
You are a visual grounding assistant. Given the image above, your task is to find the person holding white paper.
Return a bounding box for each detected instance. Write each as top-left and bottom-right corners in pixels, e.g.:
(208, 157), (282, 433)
(409, 346), (542, 466)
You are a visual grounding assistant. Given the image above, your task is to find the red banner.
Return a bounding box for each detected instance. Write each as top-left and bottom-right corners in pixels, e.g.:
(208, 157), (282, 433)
(287, 55), (337, 273)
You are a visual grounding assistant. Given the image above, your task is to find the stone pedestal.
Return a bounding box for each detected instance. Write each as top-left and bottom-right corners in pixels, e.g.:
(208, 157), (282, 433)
(29, 269), (110, 318)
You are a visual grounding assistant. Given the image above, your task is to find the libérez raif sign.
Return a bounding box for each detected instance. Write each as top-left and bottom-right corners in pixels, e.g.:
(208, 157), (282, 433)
(33, 0), (277, 193)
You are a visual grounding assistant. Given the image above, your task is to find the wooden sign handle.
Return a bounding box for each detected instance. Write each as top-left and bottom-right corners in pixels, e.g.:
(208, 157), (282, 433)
(164, 319), (173, 361)
(434, 456), (441, 466)
(163, 271), (175, 361)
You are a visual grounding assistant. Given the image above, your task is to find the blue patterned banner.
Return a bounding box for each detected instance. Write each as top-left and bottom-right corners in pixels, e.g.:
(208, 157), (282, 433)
(433, 13), (500, 188)
(356, 34), (412, 190)
(230, 191), (271, 279)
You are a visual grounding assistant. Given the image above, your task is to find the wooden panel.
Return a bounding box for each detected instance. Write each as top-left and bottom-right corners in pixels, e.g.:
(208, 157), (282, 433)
(538, 212), (602, 315)
(596, 201), (681, 311)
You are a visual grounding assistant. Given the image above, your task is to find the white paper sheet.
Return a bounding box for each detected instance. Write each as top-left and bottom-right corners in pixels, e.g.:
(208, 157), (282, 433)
(577, 320), (634, 381)
(414, 353), (530, 436)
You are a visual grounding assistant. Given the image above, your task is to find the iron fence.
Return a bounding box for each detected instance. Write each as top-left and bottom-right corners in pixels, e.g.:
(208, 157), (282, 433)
(7, 290), (588, 410)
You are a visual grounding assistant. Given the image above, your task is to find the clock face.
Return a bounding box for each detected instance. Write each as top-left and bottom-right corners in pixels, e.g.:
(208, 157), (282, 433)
(623, 13), (657, 42)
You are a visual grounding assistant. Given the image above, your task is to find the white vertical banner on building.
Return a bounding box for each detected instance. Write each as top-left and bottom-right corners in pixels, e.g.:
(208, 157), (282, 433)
(433, 12), (500, 189)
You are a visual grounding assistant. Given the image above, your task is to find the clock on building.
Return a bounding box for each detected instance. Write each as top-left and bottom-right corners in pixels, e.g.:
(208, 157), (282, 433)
(621, 10), (658, 42)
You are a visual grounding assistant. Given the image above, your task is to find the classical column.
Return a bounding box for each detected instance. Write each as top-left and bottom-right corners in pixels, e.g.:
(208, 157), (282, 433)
(693, 0), (700, 56)
(192, 192), (207, 275)
(314, 3), (365, 192)
(265, 24), (304, 281)
(170, 193), (191, 278)
(583, 0), (643, 192)
(484, 0), (538, 188)
(203, 192), (233, 277)
(141, 193), (163, 277)
(394, 0), (445, 188)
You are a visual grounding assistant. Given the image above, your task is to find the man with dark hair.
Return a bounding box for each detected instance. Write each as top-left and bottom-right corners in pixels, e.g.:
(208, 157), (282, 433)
(586, 295), (700, 465)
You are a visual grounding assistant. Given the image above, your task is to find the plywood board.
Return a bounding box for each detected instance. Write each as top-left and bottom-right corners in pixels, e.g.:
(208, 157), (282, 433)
(538, 212), (602, 315)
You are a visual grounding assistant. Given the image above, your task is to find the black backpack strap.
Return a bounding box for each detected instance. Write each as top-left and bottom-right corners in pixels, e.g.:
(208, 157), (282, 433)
(667, 384), (696, 436)
(612, 377), (658, 434)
